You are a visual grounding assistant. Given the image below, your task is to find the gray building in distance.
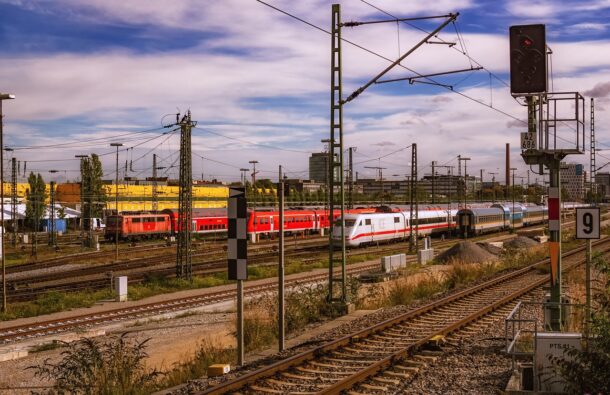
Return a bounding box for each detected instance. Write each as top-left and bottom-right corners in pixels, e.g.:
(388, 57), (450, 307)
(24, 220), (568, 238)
(309, 152), (339, 183)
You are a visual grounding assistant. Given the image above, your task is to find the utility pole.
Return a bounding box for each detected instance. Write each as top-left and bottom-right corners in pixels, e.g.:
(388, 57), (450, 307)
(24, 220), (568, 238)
(431, 161), (436, 204)
(409, 144), (418, 253)
(510, 168), (517, 228)
(328, 4), (348, 307)
(0, 92), (15, 313)
(457, 155), (462, 206)
(110, 143), (123, 261)
(278, 165), (285, 352)
(239, 168), (249, 186)
(458, 156), (471, 207)
(480, 168), (484, 202)
(152, 154), (158, 212)
(249, 160), (259, 187)
(75, 155), (88, 239)
(364, 166), (386, 205)
(489, 172), (498, 203)
(9, 154), (16, 247)
(348, 147), (354, 209)
(48, 180), (56, 248)
(177, 112), (195, 280)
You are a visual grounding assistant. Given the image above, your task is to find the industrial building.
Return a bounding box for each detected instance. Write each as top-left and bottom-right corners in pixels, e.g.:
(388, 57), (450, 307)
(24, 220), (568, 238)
(560, 163), (585, 201)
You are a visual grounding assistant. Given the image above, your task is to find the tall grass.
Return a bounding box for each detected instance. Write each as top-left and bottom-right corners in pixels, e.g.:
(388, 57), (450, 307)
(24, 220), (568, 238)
(361, 244), (551, 310)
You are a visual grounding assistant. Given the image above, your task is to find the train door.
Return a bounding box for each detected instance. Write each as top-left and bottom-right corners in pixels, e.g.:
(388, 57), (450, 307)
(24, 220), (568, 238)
(358, 217), (370, 244)
(458, 212), (472, 238)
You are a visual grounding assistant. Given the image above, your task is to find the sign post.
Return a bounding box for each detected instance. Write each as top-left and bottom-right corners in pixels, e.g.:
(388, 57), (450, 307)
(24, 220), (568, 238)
(228, 187), (247, 365)
(576, 207), (600, 328)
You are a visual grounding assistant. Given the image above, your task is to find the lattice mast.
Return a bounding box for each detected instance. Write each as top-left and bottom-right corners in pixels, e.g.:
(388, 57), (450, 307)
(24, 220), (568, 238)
(328, 4), (347, 303)
(176, 111), (194, 280)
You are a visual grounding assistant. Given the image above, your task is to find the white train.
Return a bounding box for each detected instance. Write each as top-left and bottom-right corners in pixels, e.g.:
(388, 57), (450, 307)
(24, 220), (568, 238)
(332, 209), (457, 247)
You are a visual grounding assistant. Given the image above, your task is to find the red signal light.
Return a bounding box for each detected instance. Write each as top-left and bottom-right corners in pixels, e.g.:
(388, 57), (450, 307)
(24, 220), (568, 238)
(522, 37), (533, 47)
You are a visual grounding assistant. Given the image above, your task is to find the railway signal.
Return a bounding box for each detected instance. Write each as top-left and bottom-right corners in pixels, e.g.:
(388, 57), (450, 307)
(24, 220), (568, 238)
(509, 24), (547, 94)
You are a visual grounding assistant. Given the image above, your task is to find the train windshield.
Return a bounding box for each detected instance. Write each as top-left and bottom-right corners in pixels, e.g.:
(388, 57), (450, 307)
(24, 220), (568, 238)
(334, 219), (356, 227)
(106, 217), (120, 226)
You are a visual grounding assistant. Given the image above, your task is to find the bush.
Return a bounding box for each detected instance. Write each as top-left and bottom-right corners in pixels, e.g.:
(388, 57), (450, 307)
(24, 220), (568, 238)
(550, 314), (610, 393)
(550, 254), (610, 393)
(30, 334), (160, 395)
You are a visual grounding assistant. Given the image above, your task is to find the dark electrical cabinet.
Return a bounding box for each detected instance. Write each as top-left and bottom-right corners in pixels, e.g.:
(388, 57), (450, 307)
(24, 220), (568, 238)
(509, 24), (547, 94)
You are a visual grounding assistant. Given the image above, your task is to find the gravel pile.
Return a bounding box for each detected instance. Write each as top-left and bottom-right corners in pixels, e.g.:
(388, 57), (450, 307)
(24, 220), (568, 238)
(476, 242), (504, 256)
(436, 241), (499, 264)
(504, 236), (539, 249)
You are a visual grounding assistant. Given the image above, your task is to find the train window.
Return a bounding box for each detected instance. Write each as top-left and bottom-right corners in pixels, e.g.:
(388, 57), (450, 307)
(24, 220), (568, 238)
(344, 219), (356, 227)
(365, 219), (371, 226)
(394, 217), (400, 223)
(359, 221), (363, 226)
(200, 225), (204, 230)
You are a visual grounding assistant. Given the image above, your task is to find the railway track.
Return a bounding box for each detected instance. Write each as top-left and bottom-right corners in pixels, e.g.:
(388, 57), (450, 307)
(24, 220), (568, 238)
(0, 262), (380, 345)
(195, 238), (605, 395)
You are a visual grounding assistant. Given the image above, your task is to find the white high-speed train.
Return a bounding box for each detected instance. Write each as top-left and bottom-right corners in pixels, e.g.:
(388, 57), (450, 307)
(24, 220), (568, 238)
(332, 209), (457, 247)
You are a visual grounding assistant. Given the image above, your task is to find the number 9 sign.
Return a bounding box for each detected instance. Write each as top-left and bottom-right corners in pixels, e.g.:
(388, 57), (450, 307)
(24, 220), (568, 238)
(576, 208), (600, 239)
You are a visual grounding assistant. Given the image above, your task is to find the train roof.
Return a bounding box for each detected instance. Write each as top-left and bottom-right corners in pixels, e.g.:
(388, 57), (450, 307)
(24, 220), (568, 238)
(457, 207), (504, 216)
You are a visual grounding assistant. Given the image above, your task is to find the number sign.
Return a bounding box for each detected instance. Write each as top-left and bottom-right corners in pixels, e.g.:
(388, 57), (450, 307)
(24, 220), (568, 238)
(520, 132), (537, 150)
(576, 208), (600, 239)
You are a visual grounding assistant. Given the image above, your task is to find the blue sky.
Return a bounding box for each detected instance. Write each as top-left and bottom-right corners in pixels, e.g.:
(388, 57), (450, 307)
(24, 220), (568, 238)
(1, 0), (609, 184)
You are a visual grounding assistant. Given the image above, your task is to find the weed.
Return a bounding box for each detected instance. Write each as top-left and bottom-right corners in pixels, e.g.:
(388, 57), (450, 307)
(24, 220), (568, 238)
(161, 339), (236, 389)
(29, 334), (160, 395)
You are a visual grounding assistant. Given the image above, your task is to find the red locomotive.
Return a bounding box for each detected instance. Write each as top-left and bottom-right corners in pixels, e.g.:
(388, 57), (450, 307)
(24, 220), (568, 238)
(105, 212), (171, 241)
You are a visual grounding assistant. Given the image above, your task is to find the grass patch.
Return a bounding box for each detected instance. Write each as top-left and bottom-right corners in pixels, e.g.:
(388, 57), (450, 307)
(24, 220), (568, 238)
(161, 339), (236, 389)
(0, 289), (113, 321)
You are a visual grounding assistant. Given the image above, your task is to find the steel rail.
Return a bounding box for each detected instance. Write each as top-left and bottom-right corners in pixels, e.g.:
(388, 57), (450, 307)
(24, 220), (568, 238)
(0, 262), (380, 344)
(197, 237), (607, 394)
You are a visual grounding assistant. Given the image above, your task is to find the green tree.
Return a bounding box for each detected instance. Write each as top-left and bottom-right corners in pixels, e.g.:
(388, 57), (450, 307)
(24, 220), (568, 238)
(25, 172), (47, 230)
(81, 154), (106, 228)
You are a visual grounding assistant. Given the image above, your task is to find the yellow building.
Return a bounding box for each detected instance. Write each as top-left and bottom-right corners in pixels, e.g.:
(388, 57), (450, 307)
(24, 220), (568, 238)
(53, 182), (228, 211)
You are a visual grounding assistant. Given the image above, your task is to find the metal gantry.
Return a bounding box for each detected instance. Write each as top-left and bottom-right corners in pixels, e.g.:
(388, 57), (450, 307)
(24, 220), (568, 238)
(176, 111), (194, 280)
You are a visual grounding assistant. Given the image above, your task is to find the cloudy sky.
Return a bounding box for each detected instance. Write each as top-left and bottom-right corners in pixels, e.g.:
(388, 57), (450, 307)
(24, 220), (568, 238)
(1, 0), (609, 185)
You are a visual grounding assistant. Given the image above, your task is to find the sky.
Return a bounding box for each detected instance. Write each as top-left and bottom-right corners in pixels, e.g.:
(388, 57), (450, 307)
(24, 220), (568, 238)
(1, 0), (610, 185)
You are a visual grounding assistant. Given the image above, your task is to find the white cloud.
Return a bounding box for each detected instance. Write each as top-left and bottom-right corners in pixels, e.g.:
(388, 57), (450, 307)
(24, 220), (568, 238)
(1, 0), (609, 182)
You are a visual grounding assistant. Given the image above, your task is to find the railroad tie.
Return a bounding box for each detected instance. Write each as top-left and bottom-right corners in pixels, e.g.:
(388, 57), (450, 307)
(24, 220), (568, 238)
(359, 383), (389, 392)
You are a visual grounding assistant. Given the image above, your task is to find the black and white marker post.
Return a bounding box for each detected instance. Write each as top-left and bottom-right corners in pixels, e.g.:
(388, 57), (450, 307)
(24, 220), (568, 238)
(228, 187), (248, 365)
(278, 166), (285, 352)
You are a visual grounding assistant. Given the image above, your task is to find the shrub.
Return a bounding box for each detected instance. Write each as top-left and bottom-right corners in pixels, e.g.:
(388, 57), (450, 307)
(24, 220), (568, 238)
(30, 334), (160, 395)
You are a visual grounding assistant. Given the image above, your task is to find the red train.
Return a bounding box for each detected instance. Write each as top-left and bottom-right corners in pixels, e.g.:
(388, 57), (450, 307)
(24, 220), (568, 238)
(104, 207), (379, 241)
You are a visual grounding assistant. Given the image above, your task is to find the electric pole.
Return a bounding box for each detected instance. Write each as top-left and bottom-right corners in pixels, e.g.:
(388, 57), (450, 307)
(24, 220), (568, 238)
(9, 154), (16, 247)
(409, 144), (418, 253)
(176, 112), (195, 280)
(348, 147), (354, 209)
(110, 143), (123, 261)
(431, 161), (436, 204)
